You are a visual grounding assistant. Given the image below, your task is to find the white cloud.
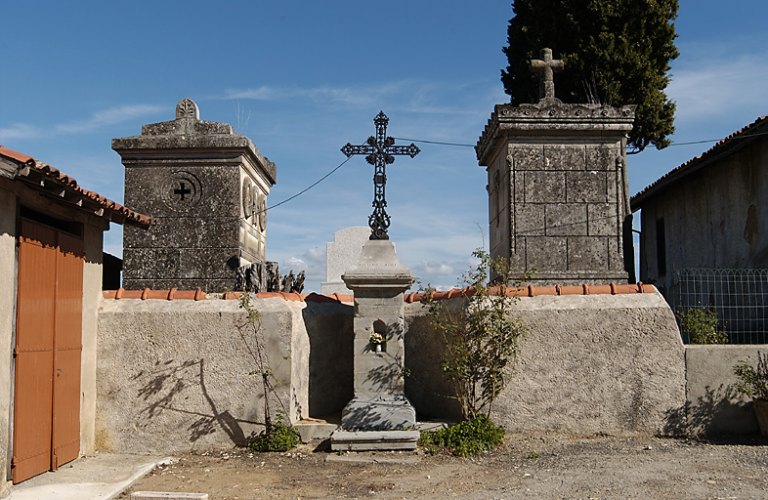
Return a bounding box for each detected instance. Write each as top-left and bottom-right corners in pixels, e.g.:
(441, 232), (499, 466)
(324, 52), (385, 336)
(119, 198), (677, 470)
(669, 54), (768, 123)
(0, 123), (40, 142)
(55, 104), (164, 134)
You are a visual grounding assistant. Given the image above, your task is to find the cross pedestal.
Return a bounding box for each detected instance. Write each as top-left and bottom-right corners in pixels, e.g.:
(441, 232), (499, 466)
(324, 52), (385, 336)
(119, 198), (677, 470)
(330, 239), (419, 450)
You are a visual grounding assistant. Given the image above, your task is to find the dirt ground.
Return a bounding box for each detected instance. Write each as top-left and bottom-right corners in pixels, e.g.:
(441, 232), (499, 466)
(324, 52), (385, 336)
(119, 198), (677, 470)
(121, 434), (768, 499)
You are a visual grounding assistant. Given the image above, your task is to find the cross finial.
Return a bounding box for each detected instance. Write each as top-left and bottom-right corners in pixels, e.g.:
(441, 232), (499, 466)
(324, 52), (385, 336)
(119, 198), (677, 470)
(529, 48), (564, 101)
(341, 112), (420, 240)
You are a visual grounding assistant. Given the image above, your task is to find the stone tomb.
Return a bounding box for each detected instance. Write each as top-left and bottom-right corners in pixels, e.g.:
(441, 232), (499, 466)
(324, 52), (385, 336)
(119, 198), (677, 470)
(476, 49), (636, 284)
(320, 226), (370, 295)
(331, 239), (419, 450)
(113, 98), (277, 292)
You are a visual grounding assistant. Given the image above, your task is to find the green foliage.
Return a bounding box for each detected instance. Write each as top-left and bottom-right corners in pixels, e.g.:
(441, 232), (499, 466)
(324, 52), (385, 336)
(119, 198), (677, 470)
(501, 0), (679, 153)
(419, 415), (505, 457)
(734, 352), (768, 401)
(249, 414), (301, 452)
(679, 308), (728, 344)
(422, 248), (527, 419)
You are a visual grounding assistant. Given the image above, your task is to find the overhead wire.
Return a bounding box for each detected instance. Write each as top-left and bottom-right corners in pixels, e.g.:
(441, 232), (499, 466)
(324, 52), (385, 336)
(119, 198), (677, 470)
(256, 129), (768, 215)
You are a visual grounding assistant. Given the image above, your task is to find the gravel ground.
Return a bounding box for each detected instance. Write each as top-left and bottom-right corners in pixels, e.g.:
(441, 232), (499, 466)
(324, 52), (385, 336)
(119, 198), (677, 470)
(121, 434), (768, 499)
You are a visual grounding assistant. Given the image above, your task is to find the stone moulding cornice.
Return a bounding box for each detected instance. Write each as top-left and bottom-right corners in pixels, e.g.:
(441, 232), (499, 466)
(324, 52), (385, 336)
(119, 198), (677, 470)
(476, 102), (636, 167)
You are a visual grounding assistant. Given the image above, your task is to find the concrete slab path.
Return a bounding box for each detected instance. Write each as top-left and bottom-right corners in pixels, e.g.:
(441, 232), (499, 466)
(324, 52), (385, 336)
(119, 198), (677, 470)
(7, 454), (173, 500)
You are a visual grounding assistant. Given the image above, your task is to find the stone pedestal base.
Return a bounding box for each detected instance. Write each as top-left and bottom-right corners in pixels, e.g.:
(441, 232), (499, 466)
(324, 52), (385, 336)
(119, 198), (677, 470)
(330, 430), (420, 451)
(341, 397), (416, 431)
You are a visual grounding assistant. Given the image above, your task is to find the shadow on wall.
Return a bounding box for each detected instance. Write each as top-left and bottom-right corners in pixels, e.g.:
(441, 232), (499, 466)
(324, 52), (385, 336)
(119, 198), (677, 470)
(663, 384), (759, 439)
(303, 301), (354, 418)
(133, 358), (261, 446)
(405, 312), (462, 422)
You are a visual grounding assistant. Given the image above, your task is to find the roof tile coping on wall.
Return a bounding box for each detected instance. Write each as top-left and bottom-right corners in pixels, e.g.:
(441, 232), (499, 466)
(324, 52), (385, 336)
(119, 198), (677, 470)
(631, 115), (768, 210)
(102, 283), (655, 303)
(0, 145), (153, 227)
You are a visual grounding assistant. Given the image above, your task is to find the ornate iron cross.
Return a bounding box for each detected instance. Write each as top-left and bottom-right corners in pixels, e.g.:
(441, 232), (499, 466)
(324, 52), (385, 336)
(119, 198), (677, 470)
(341, 111), (419, 240)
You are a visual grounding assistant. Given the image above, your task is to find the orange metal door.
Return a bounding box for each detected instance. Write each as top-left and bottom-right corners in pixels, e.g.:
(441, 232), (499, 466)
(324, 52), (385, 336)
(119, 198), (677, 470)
(12, 222), (57, 483)
(12, 220), (83, 484)
(51, 232), (83, 469)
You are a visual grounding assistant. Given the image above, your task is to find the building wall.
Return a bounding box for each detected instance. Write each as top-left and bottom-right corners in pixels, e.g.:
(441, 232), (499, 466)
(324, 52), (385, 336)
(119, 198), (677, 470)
(639, 139), (768, 292)
(96, 290), (687, 452)
(0, 188), (17, 496)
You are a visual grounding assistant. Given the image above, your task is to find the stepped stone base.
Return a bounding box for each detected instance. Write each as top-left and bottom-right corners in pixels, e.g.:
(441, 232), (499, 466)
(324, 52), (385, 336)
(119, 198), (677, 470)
(341, 397), (416, 431)
(330, 430), (420, 451)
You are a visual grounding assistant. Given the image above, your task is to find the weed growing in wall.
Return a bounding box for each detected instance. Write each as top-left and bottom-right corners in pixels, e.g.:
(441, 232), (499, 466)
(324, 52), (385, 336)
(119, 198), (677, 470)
(237, 292), (300, 452)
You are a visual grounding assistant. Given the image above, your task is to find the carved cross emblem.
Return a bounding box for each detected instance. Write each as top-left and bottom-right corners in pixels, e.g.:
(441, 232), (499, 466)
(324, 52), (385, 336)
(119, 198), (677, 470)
(530, 48), (564, 101)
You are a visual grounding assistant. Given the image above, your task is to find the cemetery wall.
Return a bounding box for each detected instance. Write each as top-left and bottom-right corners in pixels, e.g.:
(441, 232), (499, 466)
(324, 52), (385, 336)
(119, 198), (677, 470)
(407, 291), (686, 435)
(684, 345), (767, 436)
(97, 289), (686, 452)
(96, 297), (312, 453)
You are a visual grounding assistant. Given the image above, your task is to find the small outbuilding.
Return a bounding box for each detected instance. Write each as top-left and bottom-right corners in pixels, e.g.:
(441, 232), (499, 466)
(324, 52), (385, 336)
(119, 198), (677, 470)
(631, 116), (768, 342)
(0, 146), (150, 488)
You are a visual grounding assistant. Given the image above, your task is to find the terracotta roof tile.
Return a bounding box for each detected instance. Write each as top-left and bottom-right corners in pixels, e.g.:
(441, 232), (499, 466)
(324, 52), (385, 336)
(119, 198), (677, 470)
(631, 116), (768, 209)
(0, 145), (152, 227)
(103, 283), (655, 302)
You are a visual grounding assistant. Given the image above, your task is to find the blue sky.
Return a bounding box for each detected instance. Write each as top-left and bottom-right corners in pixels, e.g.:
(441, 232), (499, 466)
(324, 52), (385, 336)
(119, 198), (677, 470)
(2, 1), (768, 291)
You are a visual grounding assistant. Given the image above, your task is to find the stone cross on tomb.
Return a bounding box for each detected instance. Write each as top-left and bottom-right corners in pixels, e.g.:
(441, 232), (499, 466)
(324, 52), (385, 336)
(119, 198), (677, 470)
(530, 47), (564, 101)
(341, 112), (420, 240)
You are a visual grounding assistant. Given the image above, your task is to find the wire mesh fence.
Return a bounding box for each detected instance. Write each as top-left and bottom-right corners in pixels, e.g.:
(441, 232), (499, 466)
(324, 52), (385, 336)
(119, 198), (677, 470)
(669, 268), (768, 344)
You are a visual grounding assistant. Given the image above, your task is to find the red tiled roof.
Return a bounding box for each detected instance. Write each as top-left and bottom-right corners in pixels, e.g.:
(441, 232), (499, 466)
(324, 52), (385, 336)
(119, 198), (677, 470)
(0, 145), (152, 227)
(102, 283), (655, 302)
(631, 116), (768, 210)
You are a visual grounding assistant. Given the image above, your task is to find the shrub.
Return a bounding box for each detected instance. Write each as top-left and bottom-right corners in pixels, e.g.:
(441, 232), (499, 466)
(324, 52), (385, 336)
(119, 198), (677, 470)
(249, 415), (301, 452)
(734, 351), (768, 401)
(419, 415), (505, 457)
(679, 308), (728, 344)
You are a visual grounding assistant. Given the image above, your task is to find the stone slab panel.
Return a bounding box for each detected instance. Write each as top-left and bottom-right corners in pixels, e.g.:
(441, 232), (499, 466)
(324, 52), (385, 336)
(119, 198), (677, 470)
(178, 247), (240, 279)
(524, 172), (566, 203)
(588, 203), (619, 236)
(566, 171), (608, 203)
(341, 398), (416, 431)
(545, 204), (587, 236)
(124, 165), (240, 218)
(567, 236), (608, 271)
(510, 145), (544, 171)
(124, 218), (239, 249)
(544, 145), (586, 170)
(330, 429), (419, 451)
(123, 248), (181, 280)
(131, 493), (208, 500)
(525, 236), (567, 272)
(514, 204), (545, 237)
(586, 144), (616, 171)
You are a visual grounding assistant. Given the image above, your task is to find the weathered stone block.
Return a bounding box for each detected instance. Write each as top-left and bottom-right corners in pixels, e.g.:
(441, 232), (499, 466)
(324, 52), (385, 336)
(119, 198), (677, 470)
(568, 237), (608, 271)
(586, 144), (617, 171)
(566, 171), (607, 203)
(515, 204), (545, 236)
(524, 172), (566, 203)
(588, 203), (619, 236)
(179, 248), (240, 279)
(510, 145), (544, 171)
(544, 145), (586, 170)
(546, 204), (587, 236)
(123, 248), (181, 280)
(124, 217), (239, 249)
(526, 237), (567, 271)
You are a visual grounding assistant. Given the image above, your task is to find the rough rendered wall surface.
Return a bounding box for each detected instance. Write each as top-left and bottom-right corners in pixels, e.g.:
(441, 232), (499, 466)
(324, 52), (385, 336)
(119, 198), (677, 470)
(97, 298), (308, 453)
(97, 290), (685, 453)
(407, 291), (686, 435)
(0, 189), (16, 495)
(685, 345), (767, 436)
